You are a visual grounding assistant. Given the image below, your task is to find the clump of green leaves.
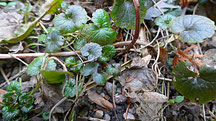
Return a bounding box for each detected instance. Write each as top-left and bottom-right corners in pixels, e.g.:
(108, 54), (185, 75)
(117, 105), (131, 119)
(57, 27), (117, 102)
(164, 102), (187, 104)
(169, 96), (184, 104)
(1, 81), (34, 121)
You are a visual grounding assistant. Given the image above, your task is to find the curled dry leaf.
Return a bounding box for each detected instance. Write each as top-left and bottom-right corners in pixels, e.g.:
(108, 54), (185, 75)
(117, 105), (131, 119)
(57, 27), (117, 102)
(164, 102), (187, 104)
(130, 55), (151, 69)
(87, 90), (113, 110)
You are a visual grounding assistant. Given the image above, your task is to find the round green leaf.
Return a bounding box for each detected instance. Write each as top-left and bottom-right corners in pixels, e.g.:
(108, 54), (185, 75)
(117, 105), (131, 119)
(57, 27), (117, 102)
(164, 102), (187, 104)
(53, 5), (87, 33)
(21, 105), (33, 113)
(106, 64), (117, 76)
(103, 45), (116, 58)
(80, 62), (99, 76)
(46, 30), (64, 53)
(65, 56), (76, 68)
(85, 24), (117, 46)
(75, 60), (83, 73)
(74, 37), (87, 50)
(110, 0), (147, 29)
(172, 62), (216, 104)
(2, 106), (20, 120)
(175, 96), (184, 103)
(62, 78), (81, 97)
(93, 72), (107, 85)
(169, 99), (175, 104)
(169, 15), (215, 43)
(42, 112), (49, 121)
(18, 93), (34, 105)
(81, 42), (102, 60)
(92, 9), (110, 28)
(7, 81), (22, 95)
(26, 56), (56, 76)
(155, 14), (176, 30)
(98, 54), (110, 62)
(2, 92), (18, 106)
(38, 34), (47, 43)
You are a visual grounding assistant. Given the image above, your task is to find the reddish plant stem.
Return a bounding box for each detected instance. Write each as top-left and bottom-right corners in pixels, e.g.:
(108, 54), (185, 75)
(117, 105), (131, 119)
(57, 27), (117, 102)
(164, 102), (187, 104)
(121, 0), (141, 55)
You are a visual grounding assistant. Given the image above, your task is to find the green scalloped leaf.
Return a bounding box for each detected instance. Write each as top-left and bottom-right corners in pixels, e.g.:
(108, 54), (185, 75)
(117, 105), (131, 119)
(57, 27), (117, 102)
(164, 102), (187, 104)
(93, 72), (107, 85)
(85, 24), (117, 45)
(169, 15), (215, 43)
(2, 106), (20, 120)
(111, 0), (147, 29)
(103, 45), (116, 58)
(62, 78), (82, 98)
(1, 0), (62, 43)
(155, 14), (176, 30)
(45, 30), (64, 53)
(92, 9), (110, 28)
(172, 62), (216, 104)
(81, 42), (102, 61)
(7, 81), (22, 95)
(26, 56), (56, 76)
(53, 5), (87, 33)
(74, 37), (87, 50)
(80, 62), (99, 76)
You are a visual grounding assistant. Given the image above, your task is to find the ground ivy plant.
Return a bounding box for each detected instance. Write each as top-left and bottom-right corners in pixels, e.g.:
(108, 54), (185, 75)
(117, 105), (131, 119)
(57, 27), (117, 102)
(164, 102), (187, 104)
(155, 14), (216, 104)
(1, 81), (34, 121)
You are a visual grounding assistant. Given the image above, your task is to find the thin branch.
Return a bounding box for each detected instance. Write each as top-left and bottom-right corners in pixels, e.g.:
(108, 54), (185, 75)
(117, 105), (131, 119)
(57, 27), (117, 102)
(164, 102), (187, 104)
(121, 0), (141, 54)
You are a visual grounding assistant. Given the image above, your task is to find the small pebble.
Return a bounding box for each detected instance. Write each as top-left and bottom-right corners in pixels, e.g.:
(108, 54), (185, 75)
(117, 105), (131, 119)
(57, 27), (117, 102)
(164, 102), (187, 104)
(105, 82), (116, 96)
(123, 112), (135, 120)
(104, 114), (111, 121)
(94, 110), (104, 119)
(115, 94), (127, 104)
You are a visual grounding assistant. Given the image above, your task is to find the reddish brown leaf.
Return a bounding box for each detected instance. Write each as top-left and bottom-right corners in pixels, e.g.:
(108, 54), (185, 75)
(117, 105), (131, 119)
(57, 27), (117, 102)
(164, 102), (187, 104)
(87, 90), (113, 110)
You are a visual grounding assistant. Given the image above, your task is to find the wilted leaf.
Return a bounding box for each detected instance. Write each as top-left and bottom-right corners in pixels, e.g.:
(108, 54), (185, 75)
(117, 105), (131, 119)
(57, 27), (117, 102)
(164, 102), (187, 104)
(92, 9), (110, 28)
(46, 30), (64, 53)
(53, 5), (87, 33)
(172, 62), (216, 104)
(169, 15), (215, 43)
(80, 62), (99, 76)
(85, 24), (117, 45)
(87, 90), (113, 109)
(39, 0), (63, 15)
(74, 37), (87, 50)
(7, 81), (22, 95)
(81, 42), (102, 60)
(93, 72), (107, 85)
(40, 70), (73, 84)
(26, 56), (56, 76)
(155, 14), (176, 30)
(111, 0), (147, 29)
(1, 0), (63, 43)
(145, 0), (179, 20)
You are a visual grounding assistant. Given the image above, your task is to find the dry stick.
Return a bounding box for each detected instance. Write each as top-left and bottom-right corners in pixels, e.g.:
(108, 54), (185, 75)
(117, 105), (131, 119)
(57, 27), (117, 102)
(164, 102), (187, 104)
(49, 97), (67, 121)
(112, 80), (119, 121)
(0, 66), (10, 85)
(125, 104), (130, 120)
(121, 0), (140, 55)
(0, 41), (148, 60)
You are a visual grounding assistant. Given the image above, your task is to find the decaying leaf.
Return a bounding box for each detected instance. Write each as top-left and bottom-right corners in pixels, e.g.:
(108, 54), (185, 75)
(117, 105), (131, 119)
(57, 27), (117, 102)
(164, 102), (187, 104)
(136, 92), (167, 121)
(130, 56), (151, 69)
(87, 90), (113, 110)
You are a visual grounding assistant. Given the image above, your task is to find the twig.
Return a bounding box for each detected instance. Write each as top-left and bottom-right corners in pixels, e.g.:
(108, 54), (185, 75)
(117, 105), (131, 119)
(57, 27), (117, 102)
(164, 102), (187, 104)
(112, 80), (119, 121)
(125, 104), (130, 119)
(121, 0), (141, 54)
(0, 66), (10, 85)
(9, 67), (27, 81)
(49, 97), (67, 121)
(9, 54), (28, 66)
